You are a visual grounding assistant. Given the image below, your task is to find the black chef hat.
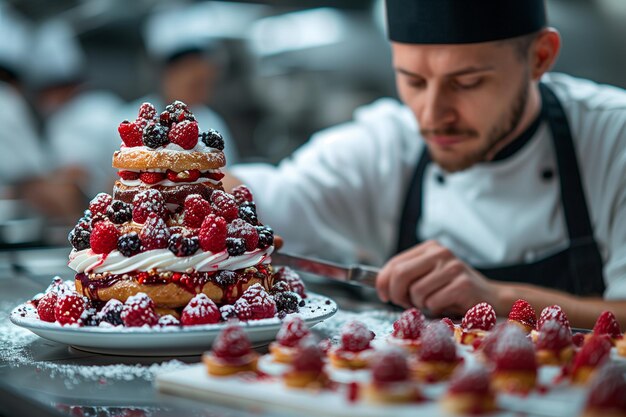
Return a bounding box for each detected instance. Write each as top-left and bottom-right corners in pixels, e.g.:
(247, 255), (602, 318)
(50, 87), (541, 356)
(386, 0), (547, 44)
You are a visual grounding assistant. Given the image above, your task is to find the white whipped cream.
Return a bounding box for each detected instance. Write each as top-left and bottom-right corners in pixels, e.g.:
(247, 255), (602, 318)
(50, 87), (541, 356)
(119, 142), (218, 153)
(119, 177), (221, 187)
(68, 246), (274, 275)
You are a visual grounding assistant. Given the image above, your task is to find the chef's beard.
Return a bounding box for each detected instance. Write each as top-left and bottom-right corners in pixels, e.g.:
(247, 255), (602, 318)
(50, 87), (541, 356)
(426, 77), (530, 173)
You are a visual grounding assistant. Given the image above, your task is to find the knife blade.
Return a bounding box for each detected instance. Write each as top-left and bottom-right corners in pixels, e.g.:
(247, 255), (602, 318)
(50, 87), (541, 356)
(270, 252), (379, 288)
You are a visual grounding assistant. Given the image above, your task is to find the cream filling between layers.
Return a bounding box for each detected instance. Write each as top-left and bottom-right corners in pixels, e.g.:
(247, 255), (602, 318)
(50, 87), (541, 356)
(119, 177), (221, 187)
(69, 246), (273, 275)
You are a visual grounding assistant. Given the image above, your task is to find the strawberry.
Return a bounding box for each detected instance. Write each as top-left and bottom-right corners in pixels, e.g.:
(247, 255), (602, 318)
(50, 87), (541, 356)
(184, 194), (212, 228)
(461, 302), (496, 331)
(419, 322), (458, 362)
(166, 169), (200, 183)
(493, 325), (537, 371)
(89, 193), (112, 216)
(198, 214), (227, 253)
(227, 219), (259, 252)
(508, 299), (537, 329)
(132, 189), (168, 224)
(118, 120), (143, 147)
(168, 120), (199, 150)
(90, 221), (120, 254)
(536, 319), (572, 352)
(117, 170), (140, 180)
(203, 171), (225, 181)
(139, 213), (170, 250)
(448, 365), (492, 395)
(120, 292), (158, 327)
(538, 305), (570, 331)
(292, 337), (324, 373)
(372, 348), (410, 383)
(340, 321), (373, 352)
(585, 364), (626, 410)
(276, 316), (310, 347)
(572, 334), (611, 368)
(55, 293), (87, 325)
(180, 294), (220, 325)
(138, 102), (157, 120)
(210, 190), (238, 221)
(232, 185), (254, 205)
(392, 308), (426, 340)
(239, 283), (276, 319)
(139, 172), (166, 185)
(592, 311), (622, 339)
(212, 325), (253, 359)
(37, 291), (58, 322)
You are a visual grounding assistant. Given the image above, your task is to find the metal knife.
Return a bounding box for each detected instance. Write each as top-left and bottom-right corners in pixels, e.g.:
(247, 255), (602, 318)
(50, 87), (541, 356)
(270, 252), (379, 288)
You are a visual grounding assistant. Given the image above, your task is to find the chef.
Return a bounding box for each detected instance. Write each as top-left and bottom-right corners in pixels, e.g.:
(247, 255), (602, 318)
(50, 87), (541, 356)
(225, 0), (626, 327)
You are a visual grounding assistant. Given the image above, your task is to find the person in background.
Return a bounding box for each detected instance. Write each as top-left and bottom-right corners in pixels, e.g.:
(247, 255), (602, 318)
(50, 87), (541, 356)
(224, 0), (626, 328)
(126, 5), (238, 165)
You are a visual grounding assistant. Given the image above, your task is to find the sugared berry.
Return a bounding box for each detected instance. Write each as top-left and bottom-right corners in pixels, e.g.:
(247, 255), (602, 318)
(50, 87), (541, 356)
(198, 214), (227, 253)
(227, 219), (259, 251)
(226, 237), (246, 256)
(118, 232), (141, 257)
(89, 193), (112, 216)
(270, 280), (291, 295)
(138, 102), (157, 120)
(69, 226), (91, 251)
(210, 190), (238, 221)
(200, 129), (224, 150)
(118, 120), (143, 147)
(180, 293), (220, 325)
(37, 292), (58, 322)
(213, 270), (237, 287)
(274, 266), (306, 297)
(140, 213), (170, 250)
(132, 189), (168, 224)
(340, 321), (374, 352)
(98, 299), (124, 326)
(232, 185), (254, 205)
(238, 202), (258, 225)
(274, 291), (300, 314)
(239, 283), (277, 319)
(107, 200), (132, 224)
(55, 293), (87, 326)
(168, 120), (199, 150)
(121, 293), (159, 327)
(212, 325), (253, 359)
(142, 122), (169, 148)
(184, 194), (212, 228)
(79, 308), (100, 327)
(256, 226), (274, 249)
(220, 304), (238, 321)
(276, 316), (309, 347)
(168, 234), (199, 257)
(90, 221), (120, 254)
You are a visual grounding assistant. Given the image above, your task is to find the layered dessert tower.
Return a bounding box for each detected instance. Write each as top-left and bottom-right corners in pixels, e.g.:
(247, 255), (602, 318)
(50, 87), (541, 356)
(62, 101), (299, 323)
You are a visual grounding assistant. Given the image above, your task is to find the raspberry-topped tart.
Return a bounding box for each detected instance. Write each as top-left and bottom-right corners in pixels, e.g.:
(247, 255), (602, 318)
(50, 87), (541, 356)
(441, 364), (496, 415)
(507, 299), (537, 334)
(590, 311), (622, 345)
(387, 308), (426, 353)
(364, 347), (421, 404)
(581, 364), (626, 417)
(269, 316), (311, 364)
(569, 334), (612, 385)
(328, 321), (375, 370)
(535, 319), (574, 366)
(410, 322), (461, 383)
(203, 324), (259, 376)
(491, 325), (538, 394)
(455, 302), (496, 346)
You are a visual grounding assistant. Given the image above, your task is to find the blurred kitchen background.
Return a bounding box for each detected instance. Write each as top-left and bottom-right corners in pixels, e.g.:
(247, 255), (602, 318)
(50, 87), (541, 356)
(0, 0), (625, 247)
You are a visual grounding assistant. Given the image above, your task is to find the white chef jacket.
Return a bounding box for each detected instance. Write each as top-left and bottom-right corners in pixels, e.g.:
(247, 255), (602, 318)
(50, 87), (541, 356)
(231, 73), (626, 299)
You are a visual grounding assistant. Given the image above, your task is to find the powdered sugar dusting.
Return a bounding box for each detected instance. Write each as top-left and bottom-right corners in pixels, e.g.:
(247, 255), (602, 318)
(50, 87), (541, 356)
(461, 302), (496, 331)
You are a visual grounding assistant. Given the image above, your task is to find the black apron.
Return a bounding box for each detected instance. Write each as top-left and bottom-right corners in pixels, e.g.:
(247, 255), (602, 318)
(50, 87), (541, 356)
(395, 83), (605, 296)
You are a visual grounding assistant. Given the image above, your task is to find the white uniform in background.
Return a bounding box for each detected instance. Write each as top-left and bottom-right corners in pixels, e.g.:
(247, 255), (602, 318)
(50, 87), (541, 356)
(232, 73), (626, 299)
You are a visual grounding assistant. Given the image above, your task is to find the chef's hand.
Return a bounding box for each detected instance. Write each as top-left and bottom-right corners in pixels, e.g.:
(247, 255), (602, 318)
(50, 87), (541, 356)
(376, 240), (501, 315)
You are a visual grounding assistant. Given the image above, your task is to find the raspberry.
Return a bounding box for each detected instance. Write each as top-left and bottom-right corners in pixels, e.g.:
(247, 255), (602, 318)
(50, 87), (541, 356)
(55, 293), (87, 325)
(572, 332), (586, 347)
(198, 214), (227, 253)
(212, 325), (253, 359)
(276, 316), (310, 347)
(536, 319), (573, 352)
(270, 280), (291, 295)
(158, 315), (180, 327)
(168, 233), (199, 257)
(592, 310), (622, 339)
(89, 193), (112, 216)
(274, 267), (306, 297)
(90, 221), (120, 254)
(180, 293), (220, 325)
(132, 189), (168, 224)
(538, 305), (570, 331)
(292, 338), (324, 373)
(585, 364), (626, 410)
(220, 304), (238, 321)
(200, 129), (225, 150)
(117, 232), (141, 257)
(274, 291), (300, 314)
(210, 190), (238, 221)
(138, 102), (157, 120)
(508, 299), (537, 330)
(140, 213), (171, 250)
(68, 226), (91, 251)
(98, 299), (124, 326)
(90, 212), (108, 226)
(392, 308), (426, 340)
(163, 101), (195, 125)
(238, 202), (258, 225)
(168, 120), (199, 150)
(256, 226), (274, 249)
(240, 283), (277, 319)
(371, 348), (410, 383)
(139, 172), (166, 185)
(461, 302), (496, 331)
(227, 219), (259, 251)
(441, 317), (456, 332)
(106, 200), (132, 224)
(117, 170), (140, 180)
(572, 334), (611, 369)
(118, 120), (143, 147)
(340, 321), (373, 352)
(226, 237), (246, 256)
(479, 323), (507, 361)
(37, 292), (58, 322)
(159, 110), (171, 126)
(448, 365), (492, 395)
(234, 298), (253, 321)
(142, 122), (169, 148)
(493, 325), (537, 371)
(232, 185), (254, 205)
(419, 322), (458, 362)
(167, 169), (200, 183)
(184, 194), (212, 228)
(121, 293), (159, 327)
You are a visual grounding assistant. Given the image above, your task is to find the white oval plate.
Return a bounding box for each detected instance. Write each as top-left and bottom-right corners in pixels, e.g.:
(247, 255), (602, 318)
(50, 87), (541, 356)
(10, 293), (337, 356)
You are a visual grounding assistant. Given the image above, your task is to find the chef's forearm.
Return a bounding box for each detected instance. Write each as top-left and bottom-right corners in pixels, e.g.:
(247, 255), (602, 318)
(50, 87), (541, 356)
(494, 282), (626, 329)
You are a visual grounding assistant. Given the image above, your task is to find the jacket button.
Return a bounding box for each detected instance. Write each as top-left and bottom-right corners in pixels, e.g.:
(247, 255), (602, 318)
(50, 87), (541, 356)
(541, 168), (554, 181)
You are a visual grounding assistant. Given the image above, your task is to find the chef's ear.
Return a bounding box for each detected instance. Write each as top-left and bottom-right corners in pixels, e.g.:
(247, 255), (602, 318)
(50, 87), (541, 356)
(530, 28), (561, 80)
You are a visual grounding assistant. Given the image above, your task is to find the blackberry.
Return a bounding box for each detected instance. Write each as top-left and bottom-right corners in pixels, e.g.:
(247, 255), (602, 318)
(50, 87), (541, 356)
(213, 270), (238, 287)
(142, 122), (169, 148)
(238, 201), (258, 225)
(226, 237), (246, 256)
(99, 299), (123, 326)
(69, 226), (91, 250)
(118, 232), (141, 257)
(220, 304), (237, 321)
(256, 226), (274, 249)
(167, 234), (199, 257)
(79, 308), (100, 326)
(107, 200), (132, 224)
(200, 129), (224, 150)
(270, 281), (290, 295)
(274, 291), (300, 314)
